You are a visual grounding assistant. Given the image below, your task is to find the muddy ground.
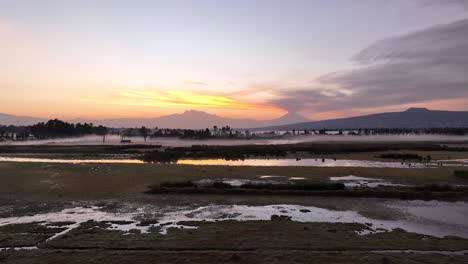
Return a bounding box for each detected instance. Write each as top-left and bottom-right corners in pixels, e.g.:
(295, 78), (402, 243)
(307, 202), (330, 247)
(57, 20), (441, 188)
(1, 142), (468, 263)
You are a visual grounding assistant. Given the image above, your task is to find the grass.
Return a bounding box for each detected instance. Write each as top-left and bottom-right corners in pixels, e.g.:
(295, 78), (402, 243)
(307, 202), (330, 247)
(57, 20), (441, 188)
(3, 142), (468, 162)
(158, 181), (196, 188)
(2, 160), (468, 203)
(1, 143), (468, 263)
(2, 249), (467, 264)
(377, 153), (424, 161)
(239, 182), (345, 191)
(140, 151), (181, 163)
(410, 184), (460, 192)
(34, 220), (468, 251)
(146, 179), (468, 201)
(0, 223), (67, 248)
(2, 221), (468, 263)
(157, 180), (233, 189)
(454, 170), (468, 180)
(139, 142), (468, 162)
(0, 144), (162, 154)
(150, 181), (345, 192)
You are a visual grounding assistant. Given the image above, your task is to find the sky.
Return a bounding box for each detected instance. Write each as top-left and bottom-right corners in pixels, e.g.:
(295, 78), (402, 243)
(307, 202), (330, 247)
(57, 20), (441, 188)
(1, 0), (468, 121)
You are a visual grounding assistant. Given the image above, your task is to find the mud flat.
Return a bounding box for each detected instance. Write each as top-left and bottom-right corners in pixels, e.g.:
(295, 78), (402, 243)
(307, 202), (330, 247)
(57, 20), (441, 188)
(1, 142), (468, 263)
(1, 201), (468, 264)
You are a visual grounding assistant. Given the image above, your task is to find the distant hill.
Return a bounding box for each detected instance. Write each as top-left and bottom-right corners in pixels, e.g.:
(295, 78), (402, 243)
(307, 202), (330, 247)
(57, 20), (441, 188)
(255, 108), (468, 130)
(0, 113), (46, 126)
(1, 110), (309, 129)
(70, 110), (310, 129)
(3, 108), (468, 130)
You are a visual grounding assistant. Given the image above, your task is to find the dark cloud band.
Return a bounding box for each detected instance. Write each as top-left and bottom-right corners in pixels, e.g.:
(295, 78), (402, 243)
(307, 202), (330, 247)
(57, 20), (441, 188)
(271, 18), (468, 113)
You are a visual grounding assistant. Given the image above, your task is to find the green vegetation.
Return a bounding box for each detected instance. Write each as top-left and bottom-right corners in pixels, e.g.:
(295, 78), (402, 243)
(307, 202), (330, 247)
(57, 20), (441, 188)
(152, 181), (345, 192)
(159, 181), (197, 188)
(239, 182), (345, 191)
(0, 144), (161, 154)
(409, 184), (466, 192)
(41, 220), (468, 251)
(378, 153), (424, 161)
(0, 223), (67, 248)
(2, 220), (467, 264)
(145, 179), (468, 201)
(140, 142), (468, 162)
(28, 119), (108, 139)
(454, 170), (468, 180)
(2, 160), (468, 203)
(140, 151), (182, 163)
(1, 143), (468, 263)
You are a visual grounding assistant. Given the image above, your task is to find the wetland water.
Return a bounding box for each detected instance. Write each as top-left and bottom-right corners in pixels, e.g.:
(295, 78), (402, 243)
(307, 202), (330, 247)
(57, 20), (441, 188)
(1, 134), (468, 147)
(0, 199), (467, 242)
(329, 175), (409, 187)
(175, 158), (439, 168)
(0, 156), (458, 168)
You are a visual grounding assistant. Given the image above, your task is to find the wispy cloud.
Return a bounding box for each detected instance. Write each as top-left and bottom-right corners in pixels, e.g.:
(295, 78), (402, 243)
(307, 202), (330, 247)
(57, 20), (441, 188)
(420, 0), (468, 9)
(81, 89), (281, 112)
(269, 18), (468, 114)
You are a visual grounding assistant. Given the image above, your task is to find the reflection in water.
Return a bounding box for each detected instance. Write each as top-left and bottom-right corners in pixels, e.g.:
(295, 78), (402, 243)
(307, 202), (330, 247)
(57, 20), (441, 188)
(0, 157), (144, 164)
(0, 156), (465, 168)
(176, 158), (432, 168)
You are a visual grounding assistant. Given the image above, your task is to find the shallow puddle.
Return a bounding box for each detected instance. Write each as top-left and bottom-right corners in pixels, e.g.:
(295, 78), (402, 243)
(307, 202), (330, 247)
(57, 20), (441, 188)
(259, 175), (285, 179)
(157, 203), (468, 239)
(289, 177), (306, 180)
(0, 200), (466, 241)
(0, 246), (38, 252)
(106, 222), (197, 235)
(330, 175), (409, 188)
(195, 178), (282, 187)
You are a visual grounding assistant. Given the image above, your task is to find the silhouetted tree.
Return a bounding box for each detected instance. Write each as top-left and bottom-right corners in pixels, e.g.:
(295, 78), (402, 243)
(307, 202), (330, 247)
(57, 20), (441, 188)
(139, 126), (150, 142)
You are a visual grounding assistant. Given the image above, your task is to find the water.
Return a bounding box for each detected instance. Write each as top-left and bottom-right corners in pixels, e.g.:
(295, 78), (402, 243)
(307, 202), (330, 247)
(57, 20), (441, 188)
(1, 156), (465, 168)
(175, 158), (433, 168)
(259, 175), (285, 179)
(330, 175), (409, 188)
(0, 157), (144, 164)
(0, 200), (467, 241)
(289, 177), (306, 180)
(195, 178), (282, 187)
(2, 134), (468, 147)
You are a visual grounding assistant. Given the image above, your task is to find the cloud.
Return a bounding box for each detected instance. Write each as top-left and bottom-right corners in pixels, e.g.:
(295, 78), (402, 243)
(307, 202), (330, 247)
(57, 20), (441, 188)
(271, 18), (468, 113)
(81, 89), (281, 112)
(183, 81), (208, 86)
(420, 0), (468, 9)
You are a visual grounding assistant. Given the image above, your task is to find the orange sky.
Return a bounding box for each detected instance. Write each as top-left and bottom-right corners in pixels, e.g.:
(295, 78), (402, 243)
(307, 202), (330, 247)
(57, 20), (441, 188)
(1, 1), (467, 121)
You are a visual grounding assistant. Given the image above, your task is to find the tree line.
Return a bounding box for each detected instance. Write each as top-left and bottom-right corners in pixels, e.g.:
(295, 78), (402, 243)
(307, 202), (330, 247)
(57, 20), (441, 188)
(1, 119), (468, 141)
(0, 119), (108, 140)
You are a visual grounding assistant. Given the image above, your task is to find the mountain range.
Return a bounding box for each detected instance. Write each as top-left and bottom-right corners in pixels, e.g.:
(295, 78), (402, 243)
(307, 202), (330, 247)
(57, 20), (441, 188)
(0, 113), (46, 126)
(0, 110), (309, 129)
(2, 108), (468, 129)
(256, 108), (468, 130)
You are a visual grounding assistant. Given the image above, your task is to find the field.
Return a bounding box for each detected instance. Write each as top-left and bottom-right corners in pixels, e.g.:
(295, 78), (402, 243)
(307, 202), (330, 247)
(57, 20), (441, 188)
(1, 141), (468, 263)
